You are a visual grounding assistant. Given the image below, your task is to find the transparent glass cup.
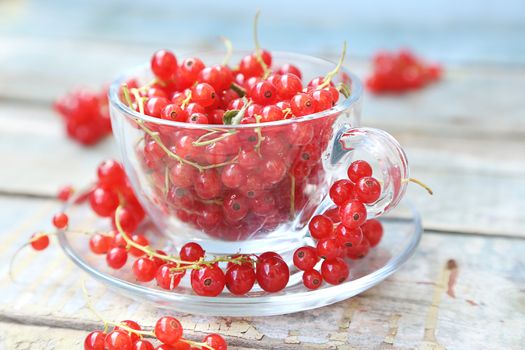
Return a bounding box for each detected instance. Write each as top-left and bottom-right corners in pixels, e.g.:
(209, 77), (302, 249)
(109, 52), (409, 255)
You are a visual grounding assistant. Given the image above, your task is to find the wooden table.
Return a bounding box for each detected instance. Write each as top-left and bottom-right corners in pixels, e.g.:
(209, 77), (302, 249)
(1, 2), (525, 349)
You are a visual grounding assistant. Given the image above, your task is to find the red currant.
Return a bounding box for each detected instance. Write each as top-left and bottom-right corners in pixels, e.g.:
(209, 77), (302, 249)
(161, 104), (187, 122)
(290, 93), (315, 116)
(202, 334), (227, 350)
(339, 200), (367, 229)
(179, 242), (205, 262)
(329, 179), (354, 206)
(52, 212), (69, 229)
(355, 176), (381, 203)
(321, 258), (349, 285)
(89, 186), (119, 217)
(151, 50), (178, 81)
(346, 237), (371, 259)
(114, 320), (141, 344)
(132, 257), (157, 282)
(191, 265), (226, 296)
(106, 247), (128, 269)
(30, 233), (49, 251)
(84, 330), (106, 350)
(335, 224), (363, 248)
(302, 269), (323, 290)
(347, 160), (373, 183)
(133, 340), (154, 350)
(89, 233), (112, 254)
(293, 246), (319, 271)
(260, 105), (283, 122)
(179, 57), (205, 83)
(156, 263), (185, 290)
(220, 164), (246, 189)
(256, 256), (289, 292)
(194, 170), (221, 199)
(128, 234), (149, 257)
(155, 316), (183, 345)
(308, 215), (334, 240)
(276, 74), (302, 100)
(362, 219), (383, 247)
(104, 330), (132, 350)
(222, 192), (249, 222)
(191, 83), (217, 108)
(250, 81), (277, 105)
(277, 63), (302, 79)
(145, 97), (170, 118)
(316, 238), (342, 260)
(225, 263), (256, 295)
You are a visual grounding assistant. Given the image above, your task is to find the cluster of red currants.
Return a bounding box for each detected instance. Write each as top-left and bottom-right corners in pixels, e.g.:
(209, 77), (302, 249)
(129, 46), (342, 125)
(293, 160), (384, 289)
(54, 88), (112, 145)
(127, 45), (348, 241)
(85, 316), (227, 350)
(366, 49), (442, 94)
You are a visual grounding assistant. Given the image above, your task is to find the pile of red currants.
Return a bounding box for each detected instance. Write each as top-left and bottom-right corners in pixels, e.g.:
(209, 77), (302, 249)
(293, 160), (384, 289)
(120, 40), (351, 241)
(54, 88), (112, 145)
(366, 49), (441, 94)
(85, 316), (226, 350)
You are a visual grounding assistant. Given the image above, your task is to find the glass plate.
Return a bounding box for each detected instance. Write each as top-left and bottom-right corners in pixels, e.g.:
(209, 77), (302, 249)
(58, 199), (422, 316)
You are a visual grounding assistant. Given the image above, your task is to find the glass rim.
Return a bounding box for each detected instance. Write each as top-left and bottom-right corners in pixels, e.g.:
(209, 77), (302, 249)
(108, 50), (363, 130)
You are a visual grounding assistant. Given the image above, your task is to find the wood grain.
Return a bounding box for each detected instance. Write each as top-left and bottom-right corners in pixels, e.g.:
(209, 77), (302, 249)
(1, 197), (524, 349)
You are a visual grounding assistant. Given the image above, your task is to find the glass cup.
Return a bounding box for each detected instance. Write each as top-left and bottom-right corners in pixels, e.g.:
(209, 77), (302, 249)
(109, 51), (409, 255)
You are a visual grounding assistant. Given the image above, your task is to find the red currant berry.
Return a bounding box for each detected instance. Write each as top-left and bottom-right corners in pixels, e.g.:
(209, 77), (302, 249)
(187, 112), (209, 124)
(261, 157), (287, 184)
(335, 224), (363, 248)
(346, 237), (371, 259)
(323, 206), (341, 223)
(355, 176), (381, 203)
(276, 73), (302, 100)
(89, 186), (119, 217)
(293, 246), (319, 271)
(256, 256), (289, 293)
(112, 206), (139, 234)
(311, 89), (333, 112)
(132, 257), (157, 282)
(161, 104), (187, 122)
(133, 340), (154, 350)
(221, 164), (246, 189)
(239, 55), (263, 78)
(316, 238), (342, 260)
(57, 185), (74, 202)
(185, 102), (206, 116)
(179, 57), (205, 83)
(97, 160), (126, 187)
(202, 334), (227, 350)
(347, 160), (373, 183)
(290, 93), (316, 116)
(250, 193), (276, 216)
(278, 63), (302, 79)
(30, 233), (49, 251)
(191, 264), (226, 296)
(223, 192), (249, 222)
(362, 219), (384, 247)
(105, 330), (132, 350)
(89, 233), (112, 254)
(155, 316), (183, 345)
(302, 269), (323, 290)
(308, 215), (334, 240)
(145, 97), (170, 117)
(258, 251), (283, 261)
(106, 247), (128, 269)
(329, 179), (354, 206)
(191, 83), (216, 108)
(114, 320), (141, 344)
(225, 263), (256, 295)
(194, 170), (221, 199)
(339, 200), (367, 229)
(52, 212), (69, 229)
(84, 330), (106, 350)
(260, 105), (284, 122)
(169, 163), (198, 188)
(156, 263), (185, 290)
(238, 149), (261, 170)
(151, 50), (178, 81)
(321, 258), (349, 285)
(180, 242), (205, 262)
(250, 81), (277, 105)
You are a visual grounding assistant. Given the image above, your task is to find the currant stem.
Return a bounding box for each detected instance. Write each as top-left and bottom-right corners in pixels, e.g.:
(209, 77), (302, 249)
(192, 130), (237, 147)
(181, 90), (192, 109)
(230, 82), (246, 97)
(337, 82), (351, 98)
(220, 36), (233, 66)
(252, 10), (271, 79)
(253, 115), (265, 156)
(318, 41), (347, 90)
(289, 174), (296, 219)
(180, 339), (215, 350)
(114, 206), (250, 270)
(403, 177), (433, 195)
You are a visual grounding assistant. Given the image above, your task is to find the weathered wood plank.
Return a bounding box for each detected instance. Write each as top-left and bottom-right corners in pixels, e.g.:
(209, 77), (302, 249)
(1, 197), (524, 349)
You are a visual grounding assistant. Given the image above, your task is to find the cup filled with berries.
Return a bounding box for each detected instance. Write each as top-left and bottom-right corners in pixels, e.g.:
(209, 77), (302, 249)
(107, 39), (418, 258)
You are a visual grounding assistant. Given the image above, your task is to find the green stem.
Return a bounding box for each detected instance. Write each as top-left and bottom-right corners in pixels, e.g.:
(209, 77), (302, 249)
(192, 131), (237, 147)
(289, 174), (296, 219)
(318, 41), (347, 90)
(220, 36), (233, 66)
(230, 82), (246, 97)
(253, 10), (271, 78)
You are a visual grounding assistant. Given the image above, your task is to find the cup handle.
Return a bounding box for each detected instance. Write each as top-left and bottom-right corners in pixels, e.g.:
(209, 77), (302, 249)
(326, 126), (410, 218)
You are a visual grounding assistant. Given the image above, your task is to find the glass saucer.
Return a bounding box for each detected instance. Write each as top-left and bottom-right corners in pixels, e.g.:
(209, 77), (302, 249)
(57, 199), (422, 316)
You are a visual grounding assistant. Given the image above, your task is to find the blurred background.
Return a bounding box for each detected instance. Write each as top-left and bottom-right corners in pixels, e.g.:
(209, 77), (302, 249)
(1, 0), (524, 235)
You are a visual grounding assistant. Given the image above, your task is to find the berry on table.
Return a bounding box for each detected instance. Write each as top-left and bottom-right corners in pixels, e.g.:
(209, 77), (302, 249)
(104, 330), (132, 350)
(202, 333), (228, 350)
(52, 212), (69, 229)
(30, 233), (49, 251)
(84, 330), (106, 350)
(155, 316), (183, 345)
